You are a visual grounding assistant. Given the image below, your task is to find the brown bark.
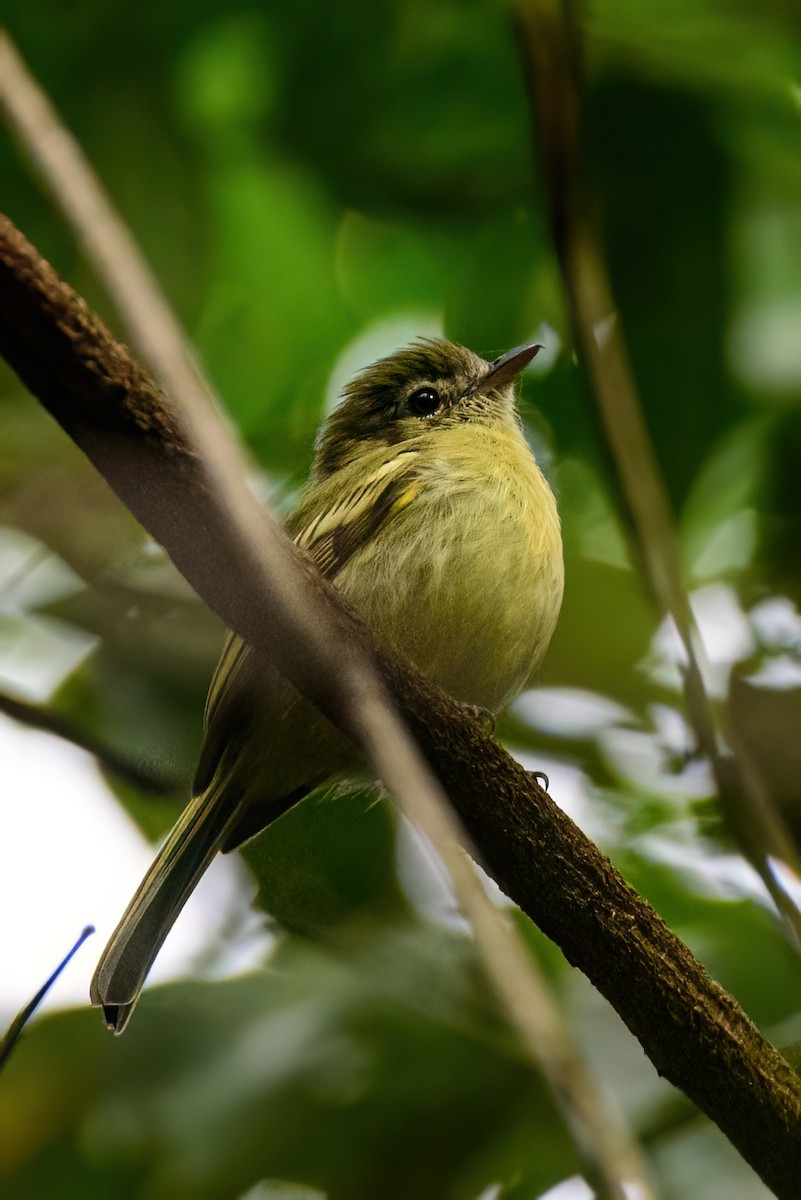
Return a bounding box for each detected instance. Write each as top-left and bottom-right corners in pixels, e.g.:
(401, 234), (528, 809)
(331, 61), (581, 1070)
(1, 213), (800, 1196)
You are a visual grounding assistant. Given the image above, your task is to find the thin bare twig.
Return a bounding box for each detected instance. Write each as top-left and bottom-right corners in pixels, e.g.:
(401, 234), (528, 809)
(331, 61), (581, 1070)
(0, 926), (94, 1071)
(515, 0), (801, 943)
(0, 690), (181, 794)
(0, 32), (643, 1198)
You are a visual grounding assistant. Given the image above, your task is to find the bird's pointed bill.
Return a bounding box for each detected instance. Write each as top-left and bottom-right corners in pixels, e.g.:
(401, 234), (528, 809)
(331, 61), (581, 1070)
(478, 341), (542, 391)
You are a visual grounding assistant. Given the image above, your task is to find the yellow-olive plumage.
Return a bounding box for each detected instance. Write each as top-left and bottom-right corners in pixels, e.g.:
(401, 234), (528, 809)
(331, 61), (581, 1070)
(91, 338), (564, 1031)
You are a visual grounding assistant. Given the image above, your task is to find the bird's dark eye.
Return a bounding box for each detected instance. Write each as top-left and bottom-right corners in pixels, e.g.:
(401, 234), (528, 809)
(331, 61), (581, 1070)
(408, 387), (442, 417)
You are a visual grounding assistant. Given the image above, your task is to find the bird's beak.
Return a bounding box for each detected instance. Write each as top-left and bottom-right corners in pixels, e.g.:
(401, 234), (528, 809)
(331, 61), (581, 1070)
(477, 341), (542, 392)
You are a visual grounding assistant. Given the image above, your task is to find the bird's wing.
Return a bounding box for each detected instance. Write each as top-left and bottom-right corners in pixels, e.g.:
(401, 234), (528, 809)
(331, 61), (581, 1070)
(95, 456), (425, 1028)
(288, 455), (421, 579)
(194, 456), (420, 795)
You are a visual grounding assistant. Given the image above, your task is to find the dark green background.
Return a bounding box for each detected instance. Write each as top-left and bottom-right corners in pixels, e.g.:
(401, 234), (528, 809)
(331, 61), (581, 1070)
(3, 1), (801, 1196)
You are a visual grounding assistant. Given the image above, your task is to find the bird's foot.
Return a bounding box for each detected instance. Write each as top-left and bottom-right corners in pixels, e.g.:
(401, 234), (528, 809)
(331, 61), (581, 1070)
(460, 703), (496, 735)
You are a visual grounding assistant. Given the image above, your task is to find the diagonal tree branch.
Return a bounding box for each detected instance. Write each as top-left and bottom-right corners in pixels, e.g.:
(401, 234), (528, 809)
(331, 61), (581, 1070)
(1, 211), (800, 1196)
(0, 33), (642, 1197)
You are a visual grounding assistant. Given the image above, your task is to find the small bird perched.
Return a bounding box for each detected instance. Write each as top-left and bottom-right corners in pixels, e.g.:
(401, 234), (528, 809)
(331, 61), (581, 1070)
(91, 337), (564, 1032)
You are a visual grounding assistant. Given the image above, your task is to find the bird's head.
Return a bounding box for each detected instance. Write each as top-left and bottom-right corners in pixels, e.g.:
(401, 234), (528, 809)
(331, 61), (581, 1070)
(313, 337), (540, 477)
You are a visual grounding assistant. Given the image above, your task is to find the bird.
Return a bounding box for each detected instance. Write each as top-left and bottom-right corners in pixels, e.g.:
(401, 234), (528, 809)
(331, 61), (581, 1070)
(91, 337), (564, 1032)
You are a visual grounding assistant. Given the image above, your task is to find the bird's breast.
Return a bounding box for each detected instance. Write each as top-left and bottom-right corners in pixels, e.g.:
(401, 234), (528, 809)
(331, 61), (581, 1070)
(337, 426), (564, 712)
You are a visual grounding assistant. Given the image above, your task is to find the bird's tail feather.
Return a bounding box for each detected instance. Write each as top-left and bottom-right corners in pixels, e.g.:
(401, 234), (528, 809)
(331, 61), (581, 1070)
(90, 783), (242, 1034)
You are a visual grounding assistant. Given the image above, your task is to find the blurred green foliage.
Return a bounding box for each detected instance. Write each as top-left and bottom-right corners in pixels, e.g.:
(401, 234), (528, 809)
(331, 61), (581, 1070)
(2, 0), (801, 1197)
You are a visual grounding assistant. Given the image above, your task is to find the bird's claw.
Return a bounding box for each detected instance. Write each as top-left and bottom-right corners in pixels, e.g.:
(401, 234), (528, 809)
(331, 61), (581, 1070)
(461, 703), (496, 735)
(527, 769), (550, 793)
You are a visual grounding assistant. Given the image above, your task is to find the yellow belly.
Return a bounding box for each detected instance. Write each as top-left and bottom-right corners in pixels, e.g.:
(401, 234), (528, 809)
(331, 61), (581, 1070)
(336, 425), (563, 712)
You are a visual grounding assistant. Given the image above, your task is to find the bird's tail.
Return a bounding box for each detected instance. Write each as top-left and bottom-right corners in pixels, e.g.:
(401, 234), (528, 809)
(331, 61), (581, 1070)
(90, 783), (242, 1034)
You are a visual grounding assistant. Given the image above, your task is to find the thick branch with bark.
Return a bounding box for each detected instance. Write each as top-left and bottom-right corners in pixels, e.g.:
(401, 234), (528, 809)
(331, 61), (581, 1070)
(0, 34), (636, 1184)
(1, 215), (800, 1196)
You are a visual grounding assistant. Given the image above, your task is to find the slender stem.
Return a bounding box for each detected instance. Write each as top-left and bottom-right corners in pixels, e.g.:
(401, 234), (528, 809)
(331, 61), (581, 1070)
(0, 690), (181, 794)
(514, 0), (801, 943)
(0, 926), (95, 1071)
